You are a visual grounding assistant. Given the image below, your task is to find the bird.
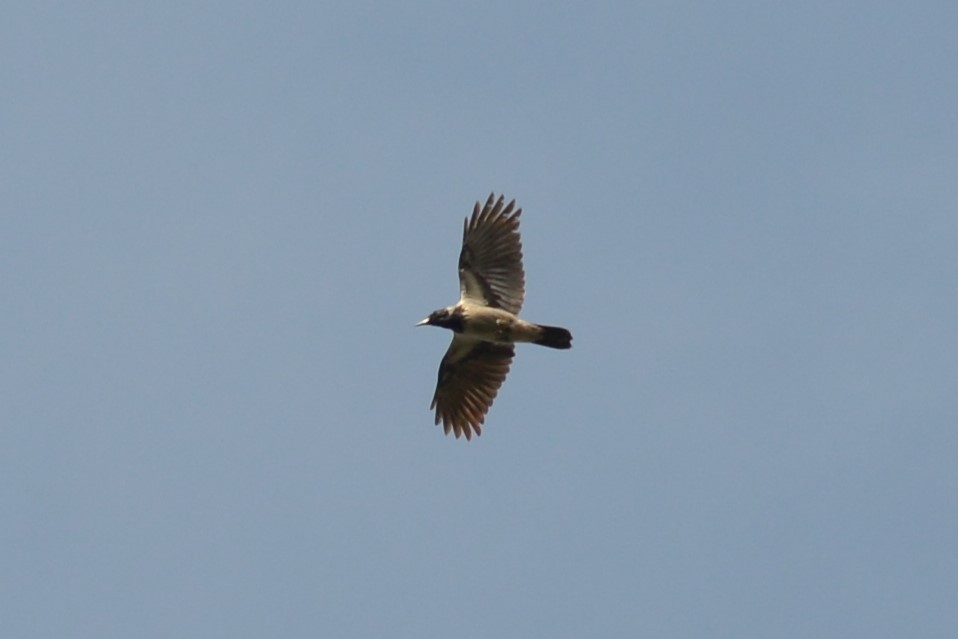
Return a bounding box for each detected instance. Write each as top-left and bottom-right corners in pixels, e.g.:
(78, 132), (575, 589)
(417, 193), (572, 440)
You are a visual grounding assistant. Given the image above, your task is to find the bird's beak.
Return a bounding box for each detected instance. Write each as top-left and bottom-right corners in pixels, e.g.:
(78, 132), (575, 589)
(416, 317), (430, 327)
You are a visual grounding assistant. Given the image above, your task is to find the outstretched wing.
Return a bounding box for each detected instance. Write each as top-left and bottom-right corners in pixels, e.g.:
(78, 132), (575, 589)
(430, 335), (515, 440)
(458, 193), (525, 315)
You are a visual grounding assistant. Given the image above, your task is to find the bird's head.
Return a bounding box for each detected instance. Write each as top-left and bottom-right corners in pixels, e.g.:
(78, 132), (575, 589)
(416, 307), (464, 332)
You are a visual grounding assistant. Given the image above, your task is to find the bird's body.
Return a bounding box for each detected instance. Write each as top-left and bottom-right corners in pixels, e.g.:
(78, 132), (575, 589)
(418, 193), (572, 440)
(428, 303), (540, 344)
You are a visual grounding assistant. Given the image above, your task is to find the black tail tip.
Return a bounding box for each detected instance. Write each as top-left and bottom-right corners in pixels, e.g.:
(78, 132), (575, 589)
(535, 325), (573, 349)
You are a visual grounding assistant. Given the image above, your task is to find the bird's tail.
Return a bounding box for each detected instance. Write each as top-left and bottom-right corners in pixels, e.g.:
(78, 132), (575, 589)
(534, 324), (573, 349)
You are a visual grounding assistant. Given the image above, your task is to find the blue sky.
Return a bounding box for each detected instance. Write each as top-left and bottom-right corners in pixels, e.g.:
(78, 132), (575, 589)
(3, 2), (957, 637)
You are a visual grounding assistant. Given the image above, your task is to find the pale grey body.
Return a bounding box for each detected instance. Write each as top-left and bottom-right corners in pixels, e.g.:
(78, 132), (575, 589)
(454, 303), (543, 345)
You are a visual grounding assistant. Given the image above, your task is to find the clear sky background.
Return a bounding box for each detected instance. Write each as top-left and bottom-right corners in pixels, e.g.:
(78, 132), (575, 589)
(3, 2), (957, 637)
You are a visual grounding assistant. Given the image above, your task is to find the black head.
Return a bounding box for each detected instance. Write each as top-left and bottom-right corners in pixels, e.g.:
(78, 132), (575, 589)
(416, 307), (465, 332)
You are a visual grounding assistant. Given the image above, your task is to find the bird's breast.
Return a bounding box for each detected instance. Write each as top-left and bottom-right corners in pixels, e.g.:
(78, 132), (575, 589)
(460, 306), (537, 344)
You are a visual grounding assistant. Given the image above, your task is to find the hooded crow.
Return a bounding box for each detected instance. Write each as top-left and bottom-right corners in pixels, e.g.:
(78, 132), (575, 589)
(418, 193), (572, 440)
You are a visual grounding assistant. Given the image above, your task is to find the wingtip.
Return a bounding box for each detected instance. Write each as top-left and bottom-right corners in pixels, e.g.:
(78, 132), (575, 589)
(436, 414), (482, 441)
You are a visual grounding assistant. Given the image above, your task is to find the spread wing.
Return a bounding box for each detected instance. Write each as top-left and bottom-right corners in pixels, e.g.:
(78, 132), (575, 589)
(430, 335), (515, 440)
(458, 193), (525, 315)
